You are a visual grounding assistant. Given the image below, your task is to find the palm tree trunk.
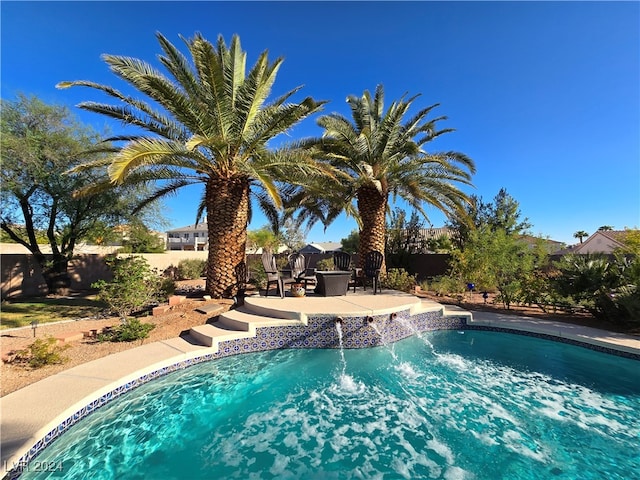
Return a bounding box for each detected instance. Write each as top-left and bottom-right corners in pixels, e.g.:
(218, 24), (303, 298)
(357, 186), (387, 273)
(205, 176), (250, 298)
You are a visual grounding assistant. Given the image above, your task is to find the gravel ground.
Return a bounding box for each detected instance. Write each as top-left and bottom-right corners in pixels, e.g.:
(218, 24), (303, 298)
(1, 281), (232, 397)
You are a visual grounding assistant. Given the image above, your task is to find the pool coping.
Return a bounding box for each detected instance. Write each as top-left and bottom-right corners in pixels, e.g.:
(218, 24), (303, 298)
(1, 305), (639, 478)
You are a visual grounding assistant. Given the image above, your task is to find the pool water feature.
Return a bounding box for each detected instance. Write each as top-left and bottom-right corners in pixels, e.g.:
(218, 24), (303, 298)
(19, 331), (640, 480)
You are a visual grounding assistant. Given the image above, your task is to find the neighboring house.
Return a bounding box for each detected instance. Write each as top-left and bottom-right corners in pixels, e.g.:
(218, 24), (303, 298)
(246, 244), (289, 254)
(167, 224), (289, 253)
(571, 230), (628, 254)
(166, 224), (209, 251)
(415, 227), (454, 240)
(518, 235), (566, 254)
(299, 242), (342, 254)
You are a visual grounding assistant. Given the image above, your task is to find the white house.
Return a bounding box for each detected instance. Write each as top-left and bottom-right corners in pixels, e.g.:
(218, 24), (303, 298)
(166, 224), (209, 251)
(166, 224), (289, 253)
(572, 230), (628, 254)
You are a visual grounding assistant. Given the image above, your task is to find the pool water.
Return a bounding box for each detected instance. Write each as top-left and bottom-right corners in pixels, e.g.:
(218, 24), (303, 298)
(22, 331), (640, 480)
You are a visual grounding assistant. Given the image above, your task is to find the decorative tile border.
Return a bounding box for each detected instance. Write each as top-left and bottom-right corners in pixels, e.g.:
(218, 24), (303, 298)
(5, 311), (637, 479)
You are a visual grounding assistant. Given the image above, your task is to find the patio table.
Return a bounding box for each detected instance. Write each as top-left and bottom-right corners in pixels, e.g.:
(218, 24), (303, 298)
(315, 271), (352, 296)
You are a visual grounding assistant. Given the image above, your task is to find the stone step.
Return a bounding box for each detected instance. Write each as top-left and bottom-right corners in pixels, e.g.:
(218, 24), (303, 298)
(216, 307), (299, 332)
(242, 298), (305, 322)
(194, 303), (225, 317)
(189, 324), (254, 349)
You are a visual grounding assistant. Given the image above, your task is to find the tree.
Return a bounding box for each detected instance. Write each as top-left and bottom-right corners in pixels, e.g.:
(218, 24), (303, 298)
(598, 225), (614, 231)
(0, 94), (150, 294)
(120, 221), (166, 253)
(615, 228), (640, 255)
(573, 230), (589, 243)
(447, 188), (531, 250)
(58, 33), (325, 298)
(450, 226), (537, 309)
(386, 208), (429, 256)
(279, 218), (306, 253)
(340, 230), (360, 254)
(288, 85), (475, 272)
(247, 226), (281, 254)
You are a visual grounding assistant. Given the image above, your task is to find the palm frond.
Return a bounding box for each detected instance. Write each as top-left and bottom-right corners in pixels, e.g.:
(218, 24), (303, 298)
(107, 138), (195, 182)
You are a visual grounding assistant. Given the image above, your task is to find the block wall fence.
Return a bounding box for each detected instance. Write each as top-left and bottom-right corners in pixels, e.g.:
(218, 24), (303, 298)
(1, 251), (451, 298)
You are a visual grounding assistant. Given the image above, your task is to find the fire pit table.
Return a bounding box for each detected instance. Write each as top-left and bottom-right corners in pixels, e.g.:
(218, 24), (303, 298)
(314, 271), (352, 296)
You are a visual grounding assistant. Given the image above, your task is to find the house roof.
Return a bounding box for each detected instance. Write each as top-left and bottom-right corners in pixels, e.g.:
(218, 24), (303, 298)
(573, 230), (627, 254)
(300, 242), (342, 253)
(166, 223), (208, 233)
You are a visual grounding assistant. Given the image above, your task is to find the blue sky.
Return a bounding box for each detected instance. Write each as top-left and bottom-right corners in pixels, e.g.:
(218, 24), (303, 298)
(2, 1), (638, 245)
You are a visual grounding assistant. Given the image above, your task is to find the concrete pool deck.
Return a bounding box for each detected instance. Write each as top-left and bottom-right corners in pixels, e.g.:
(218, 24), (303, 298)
(2, 293), (639, 475)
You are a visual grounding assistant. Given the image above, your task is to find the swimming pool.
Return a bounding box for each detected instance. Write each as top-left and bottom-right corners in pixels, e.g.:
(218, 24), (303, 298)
(18, 330), (640, 479)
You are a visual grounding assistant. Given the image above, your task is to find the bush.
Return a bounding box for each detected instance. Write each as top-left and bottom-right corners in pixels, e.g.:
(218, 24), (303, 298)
(176, 259), (206, 280)
(551, 253), (640, 322)
(10, 336), (69, 368)
(424, 276), (466, 296)
(93, 256), (164, 320)
(98, 318), (155, 342)
(316, 258), (335, 271)
(159, 277), (176, 300)
(247, 256), (267, 289)
(381, 268), (417, 293)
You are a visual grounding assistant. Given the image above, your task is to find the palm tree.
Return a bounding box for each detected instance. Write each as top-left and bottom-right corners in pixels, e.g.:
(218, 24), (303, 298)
(573, 230), (589, 243)
(288, 85), (475, 272)
(58, 33), (325, 298)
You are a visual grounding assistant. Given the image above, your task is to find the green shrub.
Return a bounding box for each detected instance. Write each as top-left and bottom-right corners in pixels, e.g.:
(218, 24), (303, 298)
(93, 256), (164, 320)
(247, 256), (267, 289)
(11, 336), (69, 368)
(427, 276), (466, 296)
(159, 277), (176, 301)
(316, 258), (335, 271)
(381, 268), (417, 293)
(176, 259), (206, 280)
(98, 318), (155, 342)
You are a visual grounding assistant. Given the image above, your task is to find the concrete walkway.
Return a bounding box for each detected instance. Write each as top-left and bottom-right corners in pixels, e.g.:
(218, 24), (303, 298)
(2, 301), (639, 474)
(468, 310), (640, 356)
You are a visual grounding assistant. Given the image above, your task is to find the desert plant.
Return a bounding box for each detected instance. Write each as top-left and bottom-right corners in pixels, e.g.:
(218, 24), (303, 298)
(427, 276), (466, 297)
(247, 256), (267, 289)
(93, 256), (163, 320)
(316, 258), (335, 271)
(550, 253), (640, 322)
(381, 268), (417, 293)
(98, 318), (155, 342)
(159, 277), (176, 299)
(10, 336), (69, 368)
(177, 259), (206, 280)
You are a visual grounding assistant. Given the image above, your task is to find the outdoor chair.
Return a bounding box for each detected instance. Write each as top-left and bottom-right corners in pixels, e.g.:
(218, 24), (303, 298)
(261, 251), (296, 298)
(233, 261), (248, 305)
(362, 250), (384, 295)
(287, 253), (317, 289)
(333, 251), (359, 293)
(333, 251), (351, 271)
